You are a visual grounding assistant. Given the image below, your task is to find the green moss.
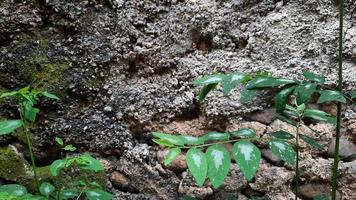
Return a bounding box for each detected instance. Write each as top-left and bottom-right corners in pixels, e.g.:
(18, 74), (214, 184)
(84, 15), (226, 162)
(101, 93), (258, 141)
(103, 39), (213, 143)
(0, 146), (32, 182)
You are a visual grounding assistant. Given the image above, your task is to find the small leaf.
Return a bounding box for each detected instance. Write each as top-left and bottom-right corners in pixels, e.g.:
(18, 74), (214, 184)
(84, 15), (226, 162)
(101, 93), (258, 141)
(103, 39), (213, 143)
(63, 144), (76, 152)
(85, 189), (114, 200)
(59, 189), (77, 200)
(0, 184), (28, 196)
(246, 77), (298, 90)
(193, 74), (224, 85)
(0, 120), (23, 135)
(313, 194), (329, 200)
(350, 91), (356, 99)
(275, 86), (296, 113)
(39, 182), (55, 198)
(240, 89), (258, 103)
(23, 101), (40, 122)
(303, 71), (325, 83)
(269, 139), (296, 164)
(41, 91), (60, 100)
(206, 145), (231, 188)
(230, 128), (256, 138)
(202, 132), (230, 142)
(198, 83), (217, 102)
(294, 83), (317, 104)
(76, 154), (104, 172)
(164, 148), (181, 166)
(300, 134), (323, 150)
(317, 90), (346, 104)
(55, 137), (64, 146)
(182, 195), (197, 200)
(152, 132), (184, 146)
(276, 113), (298, 127)
(50, 159), (65, 176)
(304, 109), (336, 124)
(152, 139), (176, 147)
(0, 91), (18, 98)
(270, 131), (294, 140)
(222, 72), (245, 95)
(179, 135), (204, 145)
(233, 140), (261, 181)
(186, 148), (207, 186)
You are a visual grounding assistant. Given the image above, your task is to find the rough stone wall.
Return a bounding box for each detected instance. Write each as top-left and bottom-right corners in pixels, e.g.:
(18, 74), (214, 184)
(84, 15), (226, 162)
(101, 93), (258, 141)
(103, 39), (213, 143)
(0, 0), (355, 199)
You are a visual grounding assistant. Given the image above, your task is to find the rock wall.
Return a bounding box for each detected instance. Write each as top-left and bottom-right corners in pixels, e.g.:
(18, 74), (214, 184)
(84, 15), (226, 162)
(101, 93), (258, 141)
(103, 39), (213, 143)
(0, 0), (355, 199)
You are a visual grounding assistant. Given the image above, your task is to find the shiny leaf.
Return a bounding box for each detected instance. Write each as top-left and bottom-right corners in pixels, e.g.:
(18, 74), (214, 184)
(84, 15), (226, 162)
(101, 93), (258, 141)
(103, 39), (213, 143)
(76, 154), (104, 172)
(313, 194), (329, 200)
(23, 101), (40, 122)
(317, 90), (346, 104)
(85, 189), (114, 200)
(300, 134), (323, 150)
(294, 83), (317, 104)
(59, 189), (77, 200)
(303, 71), (325, 83)
(246, 77), (298, 90)
(198, 83), (217, 102)
(202, 132), (230, 142)
(39, 182), (55, 197)
(206, 145), (231, 188)
(164, 148), (181, 166)
(41, 91), (59, 100)
(304, 109), (336, 124)
(0, 91), (18, 98)
(55, 137), (64, 146)
(222, 73), (245, 95)
(269, 139), (296, 164)
(350, 91), (356, 99)
(240, 89), (258, 103)
(230, 128), (256, 138)
(193, 74), (224, 85)
(233, 140), (261, 181)
(271, 131), (294, 140)
(276, 113), (298, 126)
(179, 135), (204, 145)
(152, 132), (184, 146)
(152, 139), (175, 147)
(186, 148), (207, 186)
(275, 86), (296, 113)
(0, 184), (27, 197)
(0, 120), (23, 135)
(63, 144), (76, 152)
(50, 159), (65, 176)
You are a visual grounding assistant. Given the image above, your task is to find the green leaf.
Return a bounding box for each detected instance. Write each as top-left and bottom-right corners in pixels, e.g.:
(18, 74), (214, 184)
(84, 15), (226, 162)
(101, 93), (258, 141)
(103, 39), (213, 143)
(350, 91), (356, 99)
(55, 137), (64, 146)
(41, 91), (60, 100)
(23, 101), (40, 122)
(294, 83), (317, 104)
(233, 141), (261, 181)
(317, 90), (346, 104)
(0, 91), (18, 98)
(179, 135), (204, 145)
(164, 148), (181, 166)
(202, 132), (230, 142)
(198, 83), (217, 102)
(85, 189), (114, 200)
(182, 195), (197, 200)
(186, 148), (207, 186)
(152, 139), (176, 147)
(222, 72), (245, 95)
(206, 145), (231, 188)
(152, 132), (185, 146)
(230, 128), (256, 138)
(300, 134), (323, 150)
(0, 184), (28, 197)
(303, 71), (325, 84)
(275, 113), (298, 126)
(240, 89), (258, 103)
(275, 86), (296, 113)
(39, 182), (55, 198)
(59, 189), (77, 200)
(76, 154), (104, 172)
(268, 139), (296, 164)
(0, 120), (23, 135)
(246, 77), (298, 90)
(63, 144), (76, 152)
(270, 131), (294, 140)
(50, 159), (65, 176)
(304, 109), (336, 124)
(313, 194), (329, 200)
(193, 74), (224, 85)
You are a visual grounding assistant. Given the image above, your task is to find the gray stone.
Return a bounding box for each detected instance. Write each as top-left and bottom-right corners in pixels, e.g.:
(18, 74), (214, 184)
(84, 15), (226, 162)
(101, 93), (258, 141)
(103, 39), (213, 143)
(249, 108), (276, 124)
(327, 137), (356, 160)
(297, 184), (341, 200)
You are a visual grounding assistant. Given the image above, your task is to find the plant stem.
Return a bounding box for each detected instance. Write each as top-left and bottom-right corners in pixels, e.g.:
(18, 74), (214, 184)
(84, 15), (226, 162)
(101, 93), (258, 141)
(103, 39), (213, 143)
(179, 137), (266, 149)
(295, 122), (300, 200)
(332, 0), (344, 199)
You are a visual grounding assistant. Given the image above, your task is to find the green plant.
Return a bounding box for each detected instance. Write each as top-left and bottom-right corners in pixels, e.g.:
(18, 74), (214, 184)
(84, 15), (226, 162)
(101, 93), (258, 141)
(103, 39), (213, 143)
(0, 87), (59, 188)
(153, 71), (355, 199)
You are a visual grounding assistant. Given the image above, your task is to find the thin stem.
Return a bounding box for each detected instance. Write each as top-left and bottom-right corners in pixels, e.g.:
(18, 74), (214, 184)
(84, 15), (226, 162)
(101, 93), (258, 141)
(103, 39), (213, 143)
(332, 0), (344, 198)
(295, 122), (300, 200)
(179, 137), (266, 149)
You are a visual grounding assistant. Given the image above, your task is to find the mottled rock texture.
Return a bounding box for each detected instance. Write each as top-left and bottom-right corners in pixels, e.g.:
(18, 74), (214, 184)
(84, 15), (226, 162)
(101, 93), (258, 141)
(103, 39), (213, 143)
(1, 0), (356, 199)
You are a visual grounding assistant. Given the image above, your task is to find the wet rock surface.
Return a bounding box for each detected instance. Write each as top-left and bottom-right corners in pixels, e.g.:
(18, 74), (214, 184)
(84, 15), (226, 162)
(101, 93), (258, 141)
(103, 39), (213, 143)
(0, 0), (356, 199)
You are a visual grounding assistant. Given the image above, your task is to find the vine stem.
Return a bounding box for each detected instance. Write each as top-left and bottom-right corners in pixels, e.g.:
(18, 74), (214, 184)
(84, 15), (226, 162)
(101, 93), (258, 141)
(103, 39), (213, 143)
(295, 122), (300, 200)
(179, 137), (266, 149)
(332, 0), (344, 199)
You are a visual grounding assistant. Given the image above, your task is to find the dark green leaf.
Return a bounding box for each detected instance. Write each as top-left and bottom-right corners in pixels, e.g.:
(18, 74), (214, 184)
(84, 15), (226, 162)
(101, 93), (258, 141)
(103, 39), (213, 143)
(0, 184), (27, 197)
(50, 159), (65, 176)
(23, 101), (40, 122)
(294, 83), (317, 104)
(304, 109), (336, 124)
(240, 89), (258, 103)
(230, 128), (256, 138)
(55, 137), (64, 146)
(0, 120), (23, 135)
(59, 189), (77, 200)
(179, 135), (204, 145)
(275, 113), (298, 126)
(193, 74), (224, 85)
(202, 132), (230, 142)
(313, 194), (329, 200)
(206, 145), (231, 188)
(317, 90), (346, 104)
(164, 148), (181, 166)
(269, 139), (296, 164)
(152, 132), (185, 146)
(246, 77), (298, 90)
(63, 144), (76, 152)
(275, 86), (296, 113)
(182, 195), (197, 200)
(222, 73), (245, 95)
(198, 83), (218, 102)
(77, 154), (104, 172)
(41, 91), (59, 100)
(85, 189), (114, 200)
(186, 148), (207, 186)
(152, 139), (176, 147)
(39, 182), (55, 197)
(350, 91), (356, 99)
(233, 140), (261, 181)
(300, 134), (323, 150)
(270, 131), (294, 140)
(303, 71), (325, 83)
(0, 91), (18, 98)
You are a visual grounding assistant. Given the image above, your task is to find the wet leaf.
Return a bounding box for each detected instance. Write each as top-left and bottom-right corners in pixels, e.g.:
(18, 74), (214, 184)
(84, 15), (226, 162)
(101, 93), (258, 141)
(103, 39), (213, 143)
(198, 83), (217, 102)
(303, 71), (325, 83)
(186, 148), (207, 186)
(246, 77), (298, 90)
(222, 72), (245, 95)
(193, 74), (224, 85)
(230, 128), (256, 138)
(206, 145), (231, 188)
(317, 90), (346, 104)
(202, 132), (230, 142)
(271, 131), (294, 140)
(179, 135), (204, 145)
(269, 139), (296, 164)
(275, 86), (296, 113)
(294, 83), (317, 104)
(304, 109), (336, 124)
(233, 140), (261, 181)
